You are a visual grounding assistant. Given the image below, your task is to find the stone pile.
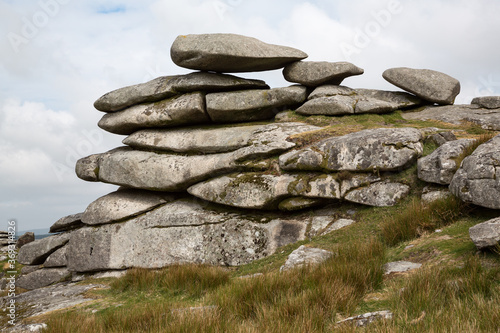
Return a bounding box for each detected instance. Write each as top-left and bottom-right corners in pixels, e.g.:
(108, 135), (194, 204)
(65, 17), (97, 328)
(0, 231), (9, 249)
(16, 33), (500, 290)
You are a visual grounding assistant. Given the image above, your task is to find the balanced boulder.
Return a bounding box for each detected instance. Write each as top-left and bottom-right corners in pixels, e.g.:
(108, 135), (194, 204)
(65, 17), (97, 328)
(383, 67), (460, 105)
(283, 61), (363, 87)
(170, 33), (308, 72)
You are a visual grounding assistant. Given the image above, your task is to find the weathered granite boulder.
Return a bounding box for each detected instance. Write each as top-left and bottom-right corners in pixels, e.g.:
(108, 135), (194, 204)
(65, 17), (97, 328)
(471, 96), (500, 109)
(336, 311), (393, 327)
(21, 265), (42, 275)
(297, 85), (423, 115)
(280, 128), (423, 172)
(189, 172), (406, 208)
(383, 261), (422, 274)
(283, 61), (363, 87)
(81, 189), (173, 225)
(280, 245), (333, 272)
(383, 67), (460, 105)
(18, 233), (71, 265)
(94, 72), (269, 112)
(66, 199), (308, 271)
(344, 181), (410, 207)
(95, 147), (244, 191)
(98, 92), (209, 135)
(421, 186), (452, 204)
(49, 213), (84, 233)
(0, 282), (103, 322)
(296, 95), (357, 116)
(418, 139), (474, 185)
(79, 123), (318, 191)
(16, 232), (34, 249)
(429, 131), (457, 146)
(123, 122), (319, 154)
(206, 86), (307, 123)
(44, 246), (67, 268)
(450, 134), (500, 209)
(16, 268), (71, 290)
(402, 105), (500, 131)
(469, 217), (500, 250)
(320, 218), (355, 236)
(124, 125), (262, 153)
(188, 173), (297, 210)
(355, 89), (424, 110)
(170, 33), (308, 72)
(307, 85), (355, 99)
(74, 153), (100, 182)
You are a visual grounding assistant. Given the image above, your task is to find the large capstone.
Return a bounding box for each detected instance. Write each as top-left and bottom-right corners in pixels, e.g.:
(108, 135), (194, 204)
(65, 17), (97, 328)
(450, 134), (500, 209)
(170, 33), (308, 72)
(279, 128), (423, 172)
(383, 67), (460, 105)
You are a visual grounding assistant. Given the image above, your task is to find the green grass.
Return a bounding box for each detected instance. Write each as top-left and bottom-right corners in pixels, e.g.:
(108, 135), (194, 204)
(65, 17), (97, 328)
(38, 193), (500, 332)
(366, 256), (500, 333)
(380, 195), (468, 247)
(28, 109), (500, 332)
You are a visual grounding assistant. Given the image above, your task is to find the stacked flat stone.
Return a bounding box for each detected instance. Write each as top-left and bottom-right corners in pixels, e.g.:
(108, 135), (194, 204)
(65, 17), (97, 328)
(17, 34), (500, 290)
(0, 231), (9, 248)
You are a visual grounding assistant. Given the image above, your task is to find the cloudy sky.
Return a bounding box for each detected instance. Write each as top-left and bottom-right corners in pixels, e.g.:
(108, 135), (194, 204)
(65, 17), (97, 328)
(1, 0), (499, 232)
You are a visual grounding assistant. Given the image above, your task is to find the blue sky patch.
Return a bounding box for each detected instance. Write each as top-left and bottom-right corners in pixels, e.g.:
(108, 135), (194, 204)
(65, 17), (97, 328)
(97, 5), (126, 14)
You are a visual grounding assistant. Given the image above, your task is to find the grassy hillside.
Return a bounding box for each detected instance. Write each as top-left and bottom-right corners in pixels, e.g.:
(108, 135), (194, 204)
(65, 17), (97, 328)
(26, 195), (499, 332)
(5, 112), (500, 332)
